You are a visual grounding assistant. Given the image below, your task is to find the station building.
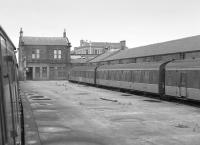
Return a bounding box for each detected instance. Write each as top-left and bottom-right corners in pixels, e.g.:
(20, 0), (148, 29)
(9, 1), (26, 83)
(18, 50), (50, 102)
(18, 28), (71, 80)
(88, 35), (200, 65)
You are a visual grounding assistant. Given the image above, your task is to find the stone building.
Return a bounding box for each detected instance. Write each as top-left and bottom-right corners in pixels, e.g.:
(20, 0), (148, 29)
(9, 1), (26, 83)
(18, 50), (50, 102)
(74, 40), (127, 55)
(18, 28), (71, 80)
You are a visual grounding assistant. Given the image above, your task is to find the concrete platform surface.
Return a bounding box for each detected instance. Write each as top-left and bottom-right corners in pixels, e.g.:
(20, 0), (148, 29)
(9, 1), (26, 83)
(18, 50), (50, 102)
(20, 81), (200, 145)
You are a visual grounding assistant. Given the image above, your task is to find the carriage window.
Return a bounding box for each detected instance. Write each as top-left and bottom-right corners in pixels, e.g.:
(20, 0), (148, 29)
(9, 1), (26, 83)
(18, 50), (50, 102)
(134, 70), (140, 83)
(121, 70), (124, 81)
(166, 70), (178, 86)
(0, 36), (6, 48)
(107, 70), (110, 80)
(143, 71), (149, 83)
(151, 70), (158, 84)
(131, 71), (135, 82)
(187, 70), (199, 88)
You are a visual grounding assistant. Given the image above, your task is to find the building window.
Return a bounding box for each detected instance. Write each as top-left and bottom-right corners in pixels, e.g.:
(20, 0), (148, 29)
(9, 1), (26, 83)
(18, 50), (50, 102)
(54, 49), (61, 59)
(180, 53), (185, 60)
(32, 49), (40, 59)
(32, 51), (35, 59)
(86, 50), (88, 54)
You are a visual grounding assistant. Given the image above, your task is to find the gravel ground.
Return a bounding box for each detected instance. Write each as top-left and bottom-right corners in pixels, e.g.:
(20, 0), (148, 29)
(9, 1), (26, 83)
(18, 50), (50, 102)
(20, 81), (200, 145)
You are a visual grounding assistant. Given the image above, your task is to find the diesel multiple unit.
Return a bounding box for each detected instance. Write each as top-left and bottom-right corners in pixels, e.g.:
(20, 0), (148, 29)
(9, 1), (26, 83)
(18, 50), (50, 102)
(0, 26), (23, 145)
(69, 59), (200, 101)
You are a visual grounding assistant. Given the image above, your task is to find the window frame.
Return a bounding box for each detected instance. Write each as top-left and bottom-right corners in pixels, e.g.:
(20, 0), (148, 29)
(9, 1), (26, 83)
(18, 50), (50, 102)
(54, 49), (62, 59)
(32, 49), (40, 59)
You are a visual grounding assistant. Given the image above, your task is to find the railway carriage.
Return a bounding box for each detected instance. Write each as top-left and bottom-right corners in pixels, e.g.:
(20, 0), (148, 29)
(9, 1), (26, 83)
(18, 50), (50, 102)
(165, 60), (200, 101)
(69, 66), (96, 84)
(0, 26), (23, 145)
(69, 58), (200, 101)
(96, 63), (162, 94)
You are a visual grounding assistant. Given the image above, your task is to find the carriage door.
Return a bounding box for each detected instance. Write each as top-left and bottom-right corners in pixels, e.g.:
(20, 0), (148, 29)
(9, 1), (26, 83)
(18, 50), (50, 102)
(179, 72), (187, 98)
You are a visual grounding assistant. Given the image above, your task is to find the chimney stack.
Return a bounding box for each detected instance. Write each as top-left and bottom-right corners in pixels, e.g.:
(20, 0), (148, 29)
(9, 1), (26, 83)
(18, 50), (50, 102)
(63, 29), (66, 38)
(20, 28), (23, 37)
(120, 40), (126, 50)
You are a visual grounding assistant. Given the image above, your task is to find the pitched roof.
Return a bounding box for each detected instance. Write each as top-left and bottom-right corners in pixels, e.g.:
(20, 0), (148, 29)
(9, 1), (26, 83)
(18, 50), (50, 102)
(104, 35), (200, 61)
(71, 58), (87, 63)
(88, 50), (121, 63)
(22, 36), (69, 46)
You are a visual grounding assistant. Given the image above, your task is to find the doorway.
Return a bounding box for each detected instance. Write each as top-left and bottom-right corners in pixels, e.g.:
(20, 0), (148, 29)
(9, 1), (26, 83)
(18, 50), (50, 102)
(26, 67), (33, 80)
(178, 72), (187, 98)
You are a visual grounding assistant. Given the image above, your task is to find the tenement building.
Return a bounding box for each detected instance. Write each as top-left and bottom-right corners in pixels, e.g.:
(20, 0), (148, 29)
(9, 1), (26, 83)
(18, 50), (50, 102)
(74, 40), (127, 55)
(18, 28), (71, 80)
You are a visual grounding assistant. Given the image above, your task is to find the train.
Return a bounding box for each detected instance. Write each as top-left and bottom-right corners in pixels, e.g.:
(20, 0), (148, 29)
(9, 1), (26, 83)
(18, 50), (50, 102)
(0, 26), (24, 145)
(69, 59), (200, 101)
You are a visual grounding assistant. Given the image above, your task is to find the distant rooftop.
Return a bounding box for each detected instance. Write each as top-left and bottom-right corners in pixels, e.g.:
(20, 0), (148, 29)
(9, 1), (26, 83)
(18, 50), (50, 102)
(76, 40), (126, 50)
(22, 36), (70, 46)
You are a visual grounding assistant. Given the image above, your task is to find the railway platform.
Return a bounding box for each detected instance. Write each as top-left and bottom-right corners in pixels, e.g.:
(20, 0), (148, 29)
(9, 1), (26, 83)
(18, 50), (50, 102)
(20, 81), (200, 145)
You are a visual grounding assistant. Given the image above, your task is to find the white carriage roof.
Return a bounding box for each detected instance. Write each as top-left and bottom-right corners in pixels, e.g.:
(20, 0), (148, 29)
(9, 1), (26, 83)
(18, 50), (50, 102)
(0, 25), (16, 49)
(98, 62), (163, 70)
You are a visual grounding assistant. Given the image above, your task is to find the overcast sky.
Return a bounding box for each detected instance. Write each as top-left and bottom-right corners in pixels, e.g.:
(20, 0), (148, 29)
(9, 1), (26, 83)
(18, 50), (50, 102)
(1, 0), (200, 49)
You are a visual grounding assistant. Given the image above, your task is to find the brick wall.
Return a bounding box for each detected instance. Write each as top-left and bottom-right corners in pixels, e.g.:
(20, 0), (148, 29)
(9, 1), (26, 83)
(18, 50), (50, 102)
(22, 45), (70, 80)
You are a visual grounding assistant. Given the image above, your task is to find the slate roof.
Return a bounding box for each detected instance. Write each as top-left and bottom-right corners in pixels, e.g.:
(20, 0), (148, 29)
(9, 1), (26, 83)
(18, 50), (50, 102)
(104, 35), (200, 61)
(71, 58), (87, 63)
(166, 59), (200, 69)
(88, 50), (121, 63)
(90, 42), (121, 47)
(22, 36), (69, 46)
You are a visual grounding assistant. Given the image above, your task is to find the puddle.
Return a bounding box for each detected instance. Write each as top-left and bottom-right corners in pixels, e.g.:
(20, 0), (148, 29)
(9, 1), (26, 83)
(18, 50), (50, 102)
(110, 115), (145, 122)
(31, 102), (53, 107)
(175, 124), (189, 128)
(143, 99), (162, 103)
(29, 95), (45, 99)
(112, 118), (139, 122)
(27, 93), (36, 96)
(27, 140), (38, 144)
(39, 126), (71, 133)
(121, 94), (132, 96)
(39, 103), (53, 106)
(87, 107), (115, 111)
(29, 95), (52, 100)
(75, 93), (89, 95)
(35, 109), (57, 113)
(32, 98), (51, 100)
